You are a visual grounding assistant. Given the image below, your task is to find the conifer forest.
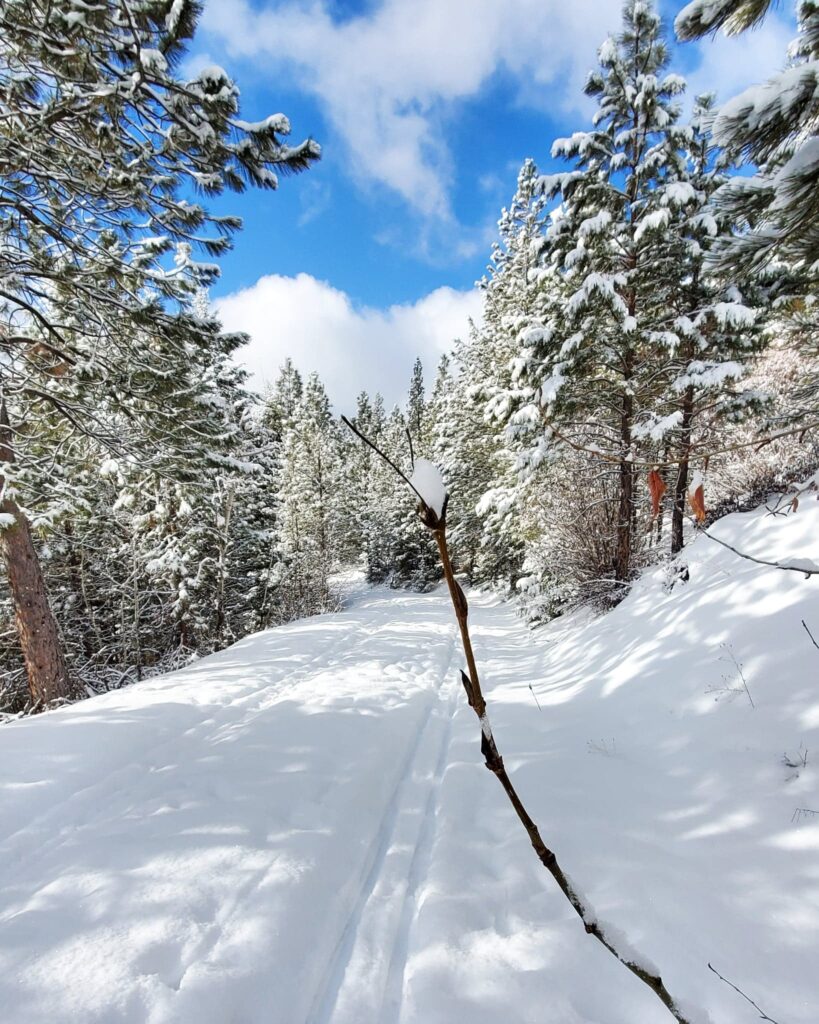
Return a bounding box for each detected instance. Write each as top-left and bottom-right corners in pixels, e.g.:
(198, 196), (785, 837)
(1, 2), (818, 1022)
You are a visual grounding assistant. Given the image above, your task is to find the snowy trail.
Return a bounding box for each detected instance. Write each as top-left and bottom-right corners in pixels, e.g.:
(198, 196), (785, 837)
(0, 594), (462, 1024)
(305, 627), (458, 1024)
(2, 499), (819, 1023)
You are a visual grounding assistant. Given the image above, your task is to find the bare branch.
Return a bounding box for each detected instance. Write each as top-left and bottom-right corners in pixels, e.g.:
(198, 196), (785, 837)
(699, 526), (819, 577)
(547, 421), (819, 470)
(345, 418), (702, 1024)
(802, 620), (819, 651)
(340, 415), (427, 509)
(707, 963), (782, 1024)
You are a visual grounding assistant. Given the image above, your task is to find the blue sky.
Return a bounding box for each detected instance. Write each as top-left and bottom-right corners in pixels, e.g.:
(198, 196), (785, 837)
(189, 0), (796, 409)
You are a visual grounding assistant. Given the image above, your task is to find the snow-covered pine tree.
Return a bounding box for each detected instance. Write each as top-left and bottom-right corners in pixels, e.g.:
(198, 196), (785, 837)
(346, 361), (441, 591)
(406, 357), (427, 446)
(424, 354), (482, 578)
(428, 356), (457, 486)
(0, 0), (318, 703)
(339, 390), (385, 568)
(275, 374), (341, 620)
(676, 1), (819, 275)
(262, 360), (305, 442)
(1, 297), (279, 695)
(638, 97), (767, 553)
(461, 159), (546, 587)
(505, 0), (689, 588)
(361, 403), (405, 585)
(160, 296), (276, 650)
(358, 397), (441, 591)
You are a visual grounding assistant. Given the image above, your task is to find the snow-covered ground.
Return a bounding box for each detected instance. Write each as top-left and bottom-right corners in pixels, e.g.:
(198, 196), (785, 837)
(1, 496), (818, 1024)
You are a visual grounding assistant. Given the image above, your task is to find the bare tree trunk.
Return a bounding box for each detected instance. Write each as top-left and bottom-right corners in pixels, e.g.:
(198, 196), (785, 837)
(132, 536), (143, 681)
(0, 399), (79, 705)
(65, 520), (102, 658)
(614, 381), (635, 582)
(671, 388), (694, 556)
(214, 485), (235, 649)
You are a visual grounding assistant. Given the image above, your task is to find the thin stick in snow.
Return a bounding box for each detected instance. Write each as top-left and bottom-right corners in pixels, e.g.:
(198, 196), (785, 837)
(697, 522), (819, 578)
(707, 963), (782, 1024)
(802, 619), (819, 652)
(343, 419), (702, 1024)
(719, 643), (754, 709)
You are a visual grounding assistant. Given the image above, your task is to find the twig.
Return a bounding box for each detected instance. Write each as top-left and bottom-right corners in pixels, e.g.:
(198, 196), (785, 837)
(802, 619), (819, 651)
(765, 481), (817, 518)
(782, 744), (808, 771)
(707, 963), (782, 1023)
(343, 419), (701, 1024)
(699, 526), (819, 577)
(720, 643), (754, 709)
(341, 415), (425, 506)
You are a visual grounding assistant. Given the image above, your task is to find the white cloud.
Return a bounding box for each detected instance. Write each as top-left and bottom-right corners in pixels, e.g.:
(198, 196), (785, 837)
(198, 0), (797, 228)
(195, 0), (796, 281)
(215, 274), (482, 410)
(297, 179), (333, 226)
(200, 0), (624, 220)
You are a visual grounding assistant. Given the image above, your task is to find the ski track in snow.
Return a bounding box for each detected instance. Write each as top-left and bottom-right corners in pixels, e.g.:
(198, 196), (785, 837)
(379, 657), (461, 1024)
(3, 497), (819, 1024)
(305, 625), (458, 1024)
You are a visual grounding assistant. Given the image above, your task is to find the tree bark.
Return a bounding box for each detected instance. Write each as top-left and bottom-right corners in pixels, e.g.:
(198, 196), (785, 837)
(670, 387), (694, 556)
(614, 377), (635, 582)
(0, 400), (79, 705)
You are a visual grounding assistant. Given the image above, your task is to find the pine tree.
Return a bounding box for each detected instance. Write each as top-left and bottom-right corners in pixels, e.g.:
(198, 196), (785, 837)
(505, 0), (689, 587)
(263, 360), (305, 441)
(640, 97), (767, 553)
(464, 159), (546, 587)
(362, 404), (405, 585)
(275, 374), (341, 619)
(340, 391), (384, 567)
(676, 0), (819, 274)
(406, 358), (427, 443)
(0, 0), (319, 702)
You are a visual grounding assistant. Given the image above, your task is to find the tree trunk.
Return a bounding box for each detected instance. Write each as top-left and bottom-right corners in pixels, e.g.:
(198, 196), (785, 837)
(614, 378), (635, 583)
(64, 520), (101, 659)
(671, 388), (694, 556)
(655, 450), (669, 545)
(0, 400), (79, 705)
(214, 485), (234, 650)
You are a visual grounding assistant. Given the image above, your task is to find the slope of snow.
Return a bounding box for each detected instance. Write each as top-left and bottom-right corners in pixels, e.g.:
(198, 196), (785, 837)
(1, 497), (819, 1023)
